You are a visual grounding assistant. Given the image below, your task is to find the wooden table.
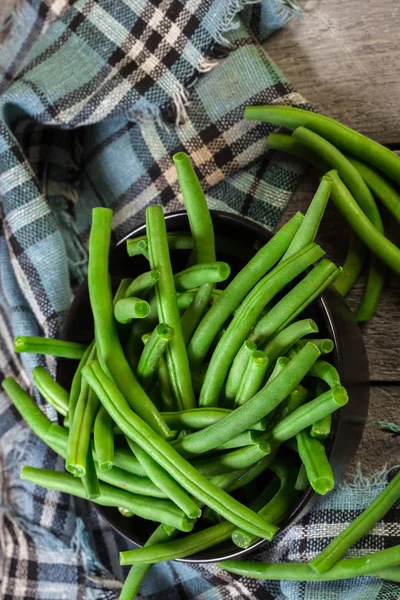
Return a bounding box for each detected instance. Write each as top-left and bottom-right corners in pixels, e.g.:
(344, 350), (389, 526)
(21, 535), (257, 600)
(266, 0), (400, 473)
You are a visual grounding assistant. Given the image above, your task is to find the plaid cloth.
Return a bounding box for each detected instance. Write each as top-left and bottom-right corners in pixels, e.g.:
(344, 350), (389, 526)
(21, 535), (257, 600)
(0, 1), (399, 599)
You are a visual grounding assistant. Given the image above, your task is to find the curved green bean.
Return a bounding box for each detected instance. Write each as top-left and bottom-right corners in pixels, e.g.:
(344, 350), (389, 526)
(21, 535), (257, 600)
(246, 105), (400, 185)
(14, 336), (87, 360)
(308, 360), (341, 388)
(174, 343), (321, 457)
(267, 131), (327, 170)
(83, 360), (278, 540)
(88, 208), (170, 438)
(21, 466), (194, 532)
(187, 213), (304, 368)
(262, 319), (318, 363)
(219, 545), (400, 580)
(200, 244), (324, 406)
(124, 270), (160, 299)
(249, 259), (338, 346)
(296, 429), (334, 495)
(282, 176), (332, 260)
(310, 471), (400, 574)
(32, 366), (69, 417)
(174, 262), (230, 291)
(225, 341), (257, 404)
(146, 206), (196, 410)
(192, 442), (270, 478)
(137, 323), (174, 384)
(234, 351), (269, 407)
(93, 405), (114, 472)
(232, 455), (300, 548)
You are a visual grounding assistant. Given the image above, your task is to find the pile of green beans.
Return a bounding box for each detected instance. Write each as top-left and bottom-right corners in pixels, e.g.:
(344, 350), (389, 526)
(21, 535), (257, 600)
(5, 150), (375, 599)
(247, 104), (400, 321)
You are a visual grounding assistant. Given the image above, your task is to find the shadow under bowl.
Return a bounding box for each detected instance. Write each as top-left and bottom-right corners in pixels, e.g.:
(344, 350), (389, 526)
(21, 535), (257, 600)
(57, 210), (369, 563)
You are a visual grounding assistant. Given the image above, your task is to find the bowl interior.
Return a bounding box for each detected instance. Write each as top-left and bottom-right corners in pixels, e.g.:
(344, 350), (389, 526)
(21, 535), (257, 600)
(58, 210), (369, 563)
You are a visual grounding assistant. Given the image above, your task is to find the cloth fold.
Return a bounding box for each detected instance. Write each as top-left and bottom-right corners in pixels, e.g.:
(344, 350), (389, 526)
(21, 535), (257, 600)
(0, 1), (398, 599)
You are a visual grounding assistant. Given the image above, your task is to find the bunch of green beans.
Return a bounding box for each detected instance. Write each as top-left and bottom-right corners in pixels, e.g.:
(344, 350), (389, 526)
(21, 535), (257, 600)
(6, 150), (377, 600)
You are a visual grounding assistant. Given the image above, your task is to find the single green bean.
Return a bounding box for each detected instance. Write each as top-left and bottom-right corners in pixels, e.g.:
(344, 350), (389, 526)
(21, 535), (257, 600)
(174, 343), (321, 457)
(96, 462), (167, 498)
(161, 408), (265, 431)
(114, 297), (150, 324)
(308, 360), (341, 388)
(32, 366), (69, 416)
(296, 429), (334, 495)
(180, 283), (213, 344)
(188, 213), (304, 368)
(310, 414), (332, 440)
(14, 336), (87, 359)
(216, 430), (259, 450)
(200, 244), (324, 406)
(266, 383), (308, 431)
(21, 466), (194, 532)
(374, 566), (400, 582)
(68, 341), (95, 424)
(173, 262), (230, 291)
(265, 386), (348, 450)
(234, 351), (269, 407)
(88, 208), (170, 438)
(137, 323), (174, 384)
(267, 357), (290, 381)
(219, 545), (400, 580)
(191, 442), (270, 478)
(156, 355), (176, 411)
(127, 438), (201, 519)
(262, 319), (318, 364)
(246, 105), (400, 185)
(294, 339), (334, 354)
(83, 361), (278, 540)
(295, 463), (309, 491)
(119, 507), (134, 517)
(326, 170), (400, 274)
(66, 381), (99, 477)
(249, 259), (337, 346)
(93, 405), (114, 472)
(146, 206), (196, 410)
(113, 278), (133, 305)
(232, 455), (300, 548)
(225, 341), (257, 404)
(282, 176), (332, 260)
(127, 233), (193, 256)
(267, 131), (327, 170)
(310, 471), (400, 574)
(81, 447), (100, 500)
(124, 270), (160, 299)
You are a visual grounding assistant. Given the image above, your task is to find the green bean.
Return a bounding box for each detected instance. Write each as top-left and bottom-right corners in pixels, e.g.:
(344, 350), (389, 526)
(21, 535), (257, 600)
(21, 466), (194, 532)
(93, 405), (114, 472)
(119, 507), (134, 517)
(114, 297), (150, 324)
(146, 206), (196, 410)
(246, 105), (400, 185)
(294, 339), (334, 355)
(88, 208), (170, 438)
(348, 156), (400, 224)
(83, 361), (278, 540)
(225, 341), (257, 404)
(267, 383), (308, 431)
(124, 270), (160, 299)
(327, 170), (400, 275)
(220, 545), (400, 580)
(180, 283), (213, 344)
(127, 233), (193, 256)
(95, 463), (167, 498)
(310, 471), (400, 574)
(262, 319), (318, 364)
(66, 380), (99, 477)
(127, 439), (201, 519)
(310, 414), (332, 440)
(113, 278), (133, 305)
(308, 360), (341, 388)
(282, 176), (332, 260)
(187, 213), (304, 368)
(234, 351), (269, 407)
(174, 343), (321, 457)
(191, 442), (270, 478)
(266, 132), (367, 297)
(99, 446), (146, 477)
(296, 429), (334, 495)
(68, 341), (95, 424)
(374, 566), (400, 582)
(32, 367), (69, 417)
(268, 357), (290, 381)
(81, 448), (100, 500)
(216, 430), (259, 450)
(14, 336), (87, 360)
(232, 456), (300, 548)
(200, 244), (324, 406)
(227, 451), (279, 493)
(249, 259), (337, 346)
(161, 408), (265, 431)
(173, 262), (230, 291)
(265, 386), (348, 450)
(156, 355), (176, 411)
(295, 463), (309, 491)
(137, 324), (174, 385)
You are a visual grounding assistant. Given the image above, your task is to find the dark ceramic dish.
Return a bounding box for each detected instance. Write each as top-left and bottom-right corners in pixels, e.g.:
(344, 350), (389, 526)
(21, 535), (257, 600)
(57, 210), (370, 563)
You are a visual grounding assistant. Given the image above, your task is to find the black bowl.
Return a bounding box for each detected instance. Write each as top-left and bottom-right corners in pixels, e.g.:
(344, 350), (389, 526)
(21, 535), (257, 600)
(57, 210), (369, 563)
